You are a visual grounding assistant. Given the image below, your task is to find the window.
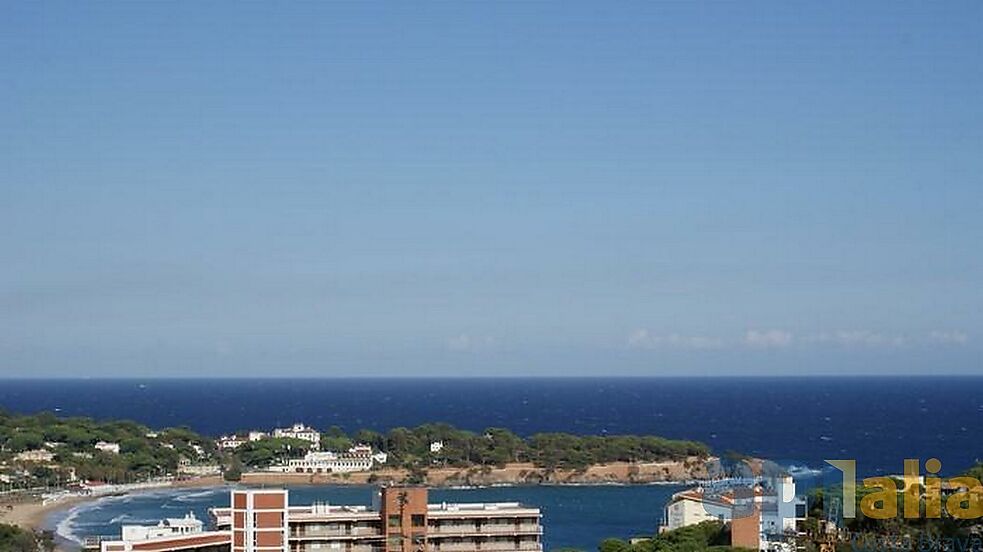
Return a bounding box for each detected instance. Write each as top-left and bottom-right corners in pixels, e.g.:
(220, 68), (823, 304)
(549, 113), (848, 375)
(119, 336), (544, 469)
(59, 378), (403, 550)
(389, 515), (402, 528)
(411, 514), (425, 527)
(795, 503), (807, 518)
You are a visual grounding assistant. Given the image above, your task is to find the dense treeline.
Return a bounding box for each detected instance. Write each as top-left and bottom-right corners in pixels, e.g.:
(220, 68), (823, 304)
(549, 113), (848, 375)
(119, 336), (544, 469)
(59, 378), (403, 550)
(595, 521), (747, 552)
(233, 437), (314, 468)
(331, 422), (709, 470)
(1, 409), (710, 485)
(0, 410), (213, 484)
(218, 423), (708, 470)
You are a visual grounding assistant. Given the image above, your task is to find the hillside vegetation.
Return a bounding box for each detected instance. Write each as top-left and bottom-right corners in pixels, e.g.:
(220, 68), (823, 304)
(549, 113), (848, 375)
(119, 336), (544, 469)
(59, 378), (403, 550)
(1, 410), (709, 488)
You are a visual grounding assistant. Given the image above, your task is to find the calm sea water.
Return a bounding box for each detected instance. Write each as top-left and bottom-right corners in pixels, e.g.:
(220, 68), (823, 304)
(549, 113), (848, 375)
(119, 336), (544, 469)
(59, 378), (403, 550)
(2, 377), (981, 474)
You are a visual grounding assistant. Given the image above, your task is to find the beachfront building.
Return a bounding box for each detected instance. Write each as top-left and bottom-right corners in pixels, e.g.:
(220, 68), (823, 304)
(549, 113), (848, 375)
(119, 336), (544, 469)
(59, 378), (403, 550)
(121, 512), (205, 541)
(96, 487), (542, 552)
(178, 464), (223, 477)
(268, 445), (387, 474)
(270, 451), (371, 474)
(273, 423), (321, 449)
(352, 444), (388, 466)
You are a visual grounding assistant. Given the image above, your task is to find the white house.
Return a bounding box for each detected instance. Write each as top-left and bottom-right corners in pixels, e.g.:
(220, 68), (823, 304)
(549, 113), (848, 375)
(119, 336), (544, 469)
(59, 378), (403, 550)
(95, 441), (121, 454)
(14, 450), (56, 463)
(661, 488), (735, 532)
(273, 423), (321, 449)
(217, 435), (248, 450)
(430, 441), (445, 454)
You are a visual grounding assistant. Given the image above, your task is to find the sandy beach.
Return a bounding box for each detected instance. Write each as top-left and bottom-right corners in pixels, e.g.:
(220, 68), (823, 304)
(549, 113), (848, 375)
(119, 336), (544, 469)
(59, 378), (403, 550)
(0, 478), (225, 534)
(0, 479), (227, 551)
(0, 493), (90, 534)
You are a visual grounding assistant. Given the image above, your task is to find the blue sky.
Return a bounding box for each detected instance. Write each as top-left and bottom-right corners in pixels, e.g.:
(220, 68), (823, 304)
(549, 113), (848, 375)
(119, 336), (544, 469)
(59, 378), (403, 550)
(1, 2), (981, 377)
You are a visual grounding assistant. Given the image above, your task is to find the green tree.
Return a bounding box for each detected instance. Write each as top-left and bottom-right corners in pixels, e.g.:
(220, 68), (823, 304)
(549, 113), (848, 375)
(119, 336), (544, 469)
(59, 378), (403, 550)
(0, 524), (55, 552)
(225, 456), (244, 482)
(599, 538), (631, 552)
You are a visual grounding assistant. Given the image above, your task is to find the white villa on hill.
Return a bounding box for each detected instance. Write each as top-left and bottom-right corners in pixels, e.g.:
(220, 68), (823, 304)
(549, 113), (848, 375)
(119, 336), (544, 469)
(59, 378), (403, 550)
(273, 423), (321, 448)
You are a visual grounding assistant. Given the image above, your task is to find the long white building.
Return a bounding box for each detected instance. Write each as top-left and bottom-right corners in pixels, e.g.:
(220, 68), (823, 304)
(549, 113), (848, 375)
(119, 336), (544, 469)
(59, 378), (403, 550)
(269, 445), (387, 474)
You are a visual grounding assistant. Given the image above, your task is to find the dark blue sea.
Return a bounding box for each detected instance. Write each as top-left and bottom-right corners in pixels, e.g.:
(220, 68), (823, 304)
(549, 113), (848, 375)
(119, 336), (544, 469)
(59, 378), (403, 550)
(4, 377), (982, 550)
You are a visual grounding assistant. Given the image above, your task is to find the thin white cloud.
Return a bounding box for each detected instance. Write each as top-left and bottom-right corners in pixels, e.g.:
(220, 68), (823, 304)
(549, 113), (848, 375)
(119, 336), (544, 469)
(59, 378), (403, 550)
(802, 331), (907, 348)
(927, 330), (969, 345)
(625, 328), (968, 352)
(627, 330), (724, 350)
(446, 334), (497, 353)
(743, 329), (794, 348)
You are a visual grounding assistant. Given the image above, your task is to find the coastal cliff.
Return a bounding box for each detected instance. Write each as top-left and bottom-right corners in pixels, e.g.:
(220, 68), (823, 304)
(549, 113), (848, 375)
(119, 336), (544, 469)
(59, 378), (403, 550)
(225, 456), (722, 487)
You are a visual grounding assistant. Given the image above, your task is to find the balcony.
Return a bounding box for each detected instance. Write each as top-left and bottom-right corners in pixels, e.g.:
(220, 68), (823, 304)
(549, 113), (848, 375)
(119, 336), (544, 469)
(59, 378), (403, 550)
(429, 525), (542, 536)
(290, 544), (384, 552)
(432, 543), (480, 552)
(431, 542), (542, 552)
(290, 526), (383, 539)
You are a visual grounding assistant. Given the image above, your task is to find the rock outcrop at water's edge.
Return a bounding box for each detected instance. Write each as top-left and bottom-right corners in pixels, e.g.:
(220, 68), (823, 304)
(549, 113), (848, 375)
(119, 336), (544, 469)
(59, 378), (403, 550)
(222, 456), (723, 487)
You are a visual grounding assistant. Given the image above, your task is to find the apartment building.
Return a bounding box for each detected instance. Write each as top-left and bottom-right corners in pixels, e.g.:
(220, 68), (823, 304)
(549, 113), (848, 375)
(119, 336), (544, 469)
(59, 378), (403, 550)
(97, 487), (542, 552)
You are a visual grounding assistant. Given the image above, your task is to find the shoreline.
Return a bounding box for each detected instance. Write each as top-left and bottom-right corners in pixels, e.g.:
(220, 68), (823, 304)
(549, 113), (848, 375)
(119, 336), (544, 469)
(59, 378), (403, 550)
(0, 457), (729, 547)
(5, 470), (697, 531)
(1, 477), (226, 533)
(23, 478), (695, 552)
(0, 456), (725, 532)
(233, 457), (721, 487)
(0, 494), (90, 531)
(0, 478), (230, 552)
